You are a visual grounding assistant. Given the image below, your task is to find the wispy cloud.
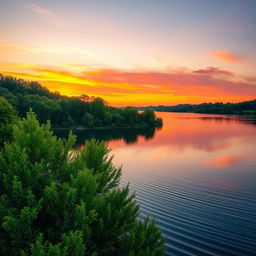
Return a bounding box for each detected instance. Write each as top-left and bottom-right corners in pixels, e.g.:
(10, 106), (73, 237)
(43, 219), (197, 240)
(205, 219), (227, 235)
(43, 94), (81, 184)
(208, 50), (246, 64)
(26, 2), (64, 27)
(193, 67), (234, 76)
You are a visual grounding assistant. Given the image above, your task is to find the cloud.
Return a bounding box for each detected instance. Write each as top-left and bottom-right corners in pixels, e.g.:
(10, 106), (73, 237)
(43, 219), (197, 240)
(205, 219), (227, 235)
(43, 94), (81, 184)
(2, 65), (256, 105)
(208, 50), (245, 64)
(78, 68), (256, 96)
(26, 2), (64, 27)
(193, 67), (234, 77)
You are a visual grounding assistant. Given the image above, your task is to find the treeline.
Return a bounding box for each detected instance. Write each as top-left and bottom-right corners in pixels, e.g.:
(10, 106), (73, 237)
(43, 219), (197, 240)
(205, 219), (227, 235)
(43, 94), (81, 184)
(140, 100), (256, 115)
(0, 74), (162, 128)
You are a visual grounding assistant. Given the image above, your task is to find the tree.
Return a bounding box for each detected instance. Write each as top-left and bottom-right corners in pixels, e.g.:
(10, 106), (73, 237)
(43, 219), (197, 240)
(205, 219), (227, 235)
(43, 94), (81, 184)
(89, 97), (106, 120)
(0, 111), (165, 256)
(112, 112), (124, 125)
(0, 97), (18, 145)
(82, 112), (94, 127)
(124, 107), (139, 125)
(140, 109), (156, 125)
(103, 111), (113, 126)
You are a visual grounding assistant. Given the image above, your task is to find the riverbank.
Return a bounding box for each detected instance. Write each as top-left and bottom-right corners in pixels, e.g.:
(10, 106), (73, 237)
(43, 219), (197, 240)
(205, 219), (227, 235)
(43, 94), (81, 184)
(52, 123), (162, 131)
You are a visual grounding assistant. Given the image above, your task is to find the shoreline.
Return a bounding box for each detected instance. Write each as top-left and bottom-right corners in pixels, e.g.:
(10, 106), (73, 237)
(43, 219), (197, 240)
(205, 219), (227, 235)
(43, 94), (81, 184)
(52, 125), (157, 131)
(153, 111), (256, 116)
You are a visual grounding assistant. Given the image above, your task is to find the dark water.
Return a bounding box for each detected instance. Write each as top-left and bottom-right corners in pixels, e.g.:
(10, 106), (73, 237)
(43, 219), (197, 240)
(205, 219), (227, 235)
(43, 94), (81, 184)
(55, 112), (256, 256)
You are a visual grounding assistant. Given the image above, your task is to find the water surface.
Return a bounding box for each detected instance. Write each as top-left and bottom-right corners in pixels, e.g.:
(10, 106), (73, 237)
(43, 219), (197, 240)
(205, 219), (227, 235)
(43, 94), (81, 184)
(56, 112), (256, 256)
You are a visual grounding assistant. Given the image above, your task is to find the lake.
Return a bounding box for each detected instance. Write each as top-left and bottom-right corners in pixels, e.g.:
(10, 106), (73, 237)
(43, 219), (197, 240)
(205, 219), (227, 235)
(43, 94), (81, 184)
(55, 112), (256, 256)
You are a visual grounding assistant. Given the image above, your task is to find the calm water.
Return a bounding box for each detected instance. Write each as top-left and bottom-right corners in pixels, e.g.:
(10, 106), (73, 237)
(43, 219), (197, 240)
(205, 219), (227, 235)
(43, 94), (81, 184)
(55, 112), (256, 256)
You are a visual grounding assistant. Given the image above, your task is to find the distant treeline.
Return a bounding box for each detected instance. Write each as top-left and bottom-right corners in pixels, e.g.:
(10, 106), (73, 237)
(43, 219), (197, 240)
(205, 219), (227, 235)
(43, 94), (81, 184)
(0, 74), (162, 128)
(139, 100), (256, 115)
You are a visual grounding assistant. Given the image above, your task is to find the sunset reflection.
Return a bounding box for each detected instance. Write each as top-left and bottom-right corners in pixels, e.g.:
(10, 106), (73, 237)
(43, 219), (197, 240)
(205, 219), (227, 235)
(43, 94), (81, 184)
(106, 113), (256, 178)
(204, 155), (244, 168)
(109, 112), (256, 151)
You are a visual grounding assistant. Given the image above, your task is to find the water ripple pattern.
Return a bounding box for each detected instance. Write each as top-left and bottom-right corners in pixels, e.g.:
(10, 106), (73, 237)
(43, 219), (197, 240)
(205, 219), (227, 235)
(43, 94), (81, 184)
(121, 171), (256, 256)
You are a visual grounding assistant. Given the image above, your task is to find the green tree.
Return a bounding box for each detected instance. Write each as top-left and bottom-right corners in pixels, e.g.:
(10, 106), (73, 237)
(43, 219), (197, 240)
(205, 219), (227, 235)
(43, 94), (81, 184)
(124, 107), (139, 125)
(63, 115), (75, 128)
(103, 111), (113, 126)
(0, 111), (165, 256)
(112, 112), (125, 125)
(82, 112), (94, 127)
(140, 109), (156, 125)
(89, 97), (106, 119)
(0, 97), (18, 145)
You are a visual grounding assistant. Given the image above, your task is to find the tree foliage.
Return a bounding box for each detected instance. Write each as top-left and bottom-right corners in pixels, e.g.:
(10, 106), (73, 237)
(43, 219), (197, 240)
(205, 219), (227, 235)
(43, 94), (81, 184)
(0, 96), (18, 145)
(0, 111), (165, 256)
(0, 74), (162, 128)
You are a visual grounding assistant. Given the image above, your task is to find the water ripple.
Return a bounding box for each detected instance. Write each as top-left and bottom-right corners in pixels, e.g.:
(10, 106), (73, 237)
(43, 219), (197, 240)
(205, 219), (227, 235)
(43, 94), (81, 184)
(121, 171), (256, 256)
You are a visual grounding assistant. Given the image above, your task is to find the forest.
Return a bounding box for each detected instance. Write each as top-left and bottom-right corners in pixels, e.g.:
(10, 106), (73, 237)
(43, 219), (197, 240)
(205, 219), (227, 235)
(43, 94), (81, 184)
(140, 100), (256, 115)
(0, 74), (162, 128)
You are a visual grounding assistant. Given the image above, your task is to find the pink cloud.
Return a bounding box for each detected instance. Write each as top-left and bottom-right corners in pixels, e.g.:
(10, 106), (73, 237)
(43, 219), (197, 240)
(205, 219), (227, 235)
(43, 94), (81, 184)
(208, 50), (246, 64)
(193, 67), (234, 76)
(80, 68), (256, 97)
(26, 2), (64, 27)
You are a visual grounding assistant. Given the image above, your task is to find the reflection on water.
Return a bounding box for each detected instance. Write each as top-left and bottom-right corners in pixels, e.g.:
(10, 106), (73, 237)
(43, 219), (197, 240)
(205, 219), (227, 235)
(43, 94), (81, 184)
(55, 113), (256, 256)
(204, 155), (244, 168)
(174, 115), (256, 126)
(54, 126), (158, 146)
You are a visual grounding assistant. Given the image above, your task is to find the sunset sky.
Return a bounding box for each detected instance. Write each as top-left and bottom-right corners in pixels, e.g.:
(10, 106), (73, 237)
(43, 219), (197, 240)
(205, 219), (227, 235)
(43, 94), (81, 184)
(1, 0), (256, 106)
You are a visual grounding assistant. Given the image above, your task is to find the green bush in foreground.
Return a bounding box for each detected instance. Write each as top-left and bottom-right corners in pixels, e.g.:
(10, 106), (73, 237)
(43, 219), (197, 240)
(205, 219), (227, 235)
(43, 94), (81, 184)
(0, 111), (165, 256)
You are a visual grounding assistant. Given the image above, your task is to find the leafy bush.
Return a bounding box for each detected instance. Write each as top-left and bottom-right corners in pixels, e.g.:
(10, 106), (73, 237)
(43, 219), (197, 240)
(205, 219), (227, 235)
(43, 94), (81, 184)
(0, 111), (165, 256)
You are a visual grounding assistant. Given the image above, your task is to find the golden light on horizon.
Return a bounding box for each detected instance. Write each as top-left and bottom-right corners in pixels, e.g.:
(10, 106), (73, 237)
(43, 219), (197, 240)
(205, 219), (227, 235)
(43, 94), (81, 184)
(2, 68), (255, 107)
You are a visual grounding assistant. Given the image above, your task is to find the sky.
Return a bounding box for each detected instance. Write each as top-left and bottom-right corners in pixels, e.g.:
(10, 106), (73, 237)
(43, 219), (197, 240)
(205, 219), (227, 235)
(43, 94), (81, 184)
(0, 0), (256, 106)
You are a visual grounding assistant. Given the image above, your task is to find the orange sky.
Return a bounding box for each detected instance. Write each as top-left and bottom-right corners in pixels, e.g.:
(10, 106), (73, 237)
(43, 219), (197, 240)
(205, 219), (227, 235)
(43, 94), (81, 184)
(1, 1), (256, 106)
(2, 65), (255, 106)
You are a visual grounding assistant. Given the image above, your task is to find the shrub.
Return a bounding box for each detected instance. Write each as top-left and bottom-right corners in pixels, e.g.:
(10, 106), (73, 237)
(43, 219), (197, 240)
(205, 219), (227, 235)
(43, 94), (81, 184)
(0, 111), (165, 256)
